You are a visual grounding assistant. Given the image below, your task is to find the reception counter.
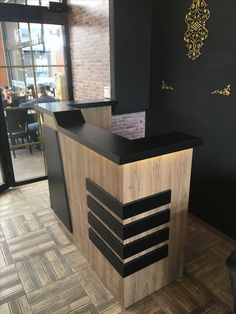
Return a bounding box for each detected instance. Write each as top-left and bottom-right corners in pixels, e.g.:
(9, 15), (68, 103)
(36, 100), (202, 308)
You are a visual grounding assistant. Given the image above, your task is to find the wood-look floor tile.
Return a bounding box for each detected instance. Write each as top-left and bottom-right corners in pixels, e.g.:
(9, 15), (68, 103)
(206, 303), (234, 314)
(20, 181), (49, 197)
(101, 304), (123, 314)
(27, 274), (89, 314)
(0, 200), (35, 222)
(185, 240), (234, 309)
(0, 295), (32, 314)
(76, 267), (117, 310)
(120, 296), (163, 314)
(97, 299), (122, 314)
(152, 274), (218, 313)
(69, 302), (98, 313)
(0, 225), (5, 242)
(1, 213), (42, 240)
(7, 229), (56, 262)
(0, 264), (25, 305)
(60, 244), (90, 272)
(46, 223), (71, 248)
(35, 208), (59, 227)
(185, 219), (222, 261)
(26, 192), (50, 211)
(0, 189), (23, 206)
(0, 181), (235, 313)
(16, 249), (73, 293)
(57, 298), (97, 314)
(0, 241), (14, 268)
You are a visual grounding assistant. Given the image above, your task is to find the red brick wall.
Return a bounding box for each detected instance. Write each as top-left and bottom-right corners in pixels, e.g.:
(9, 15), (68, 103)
(68, 0), (146, 139)
(67, 0), (110, 100)
(112, 112), (145, 139)
(0, 32), (9, 87)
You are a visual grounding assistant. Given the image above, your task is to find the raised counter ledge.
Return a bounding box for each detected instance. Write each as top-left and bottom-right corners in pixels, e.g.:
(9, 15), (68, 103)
(51, 110), (202, 165)
(35, 98), (117, 116)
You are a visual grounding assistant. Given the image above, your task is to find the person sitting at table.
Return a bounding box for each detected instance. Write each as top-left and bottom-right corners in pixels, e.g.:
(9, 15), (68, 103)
(19, 84), (56, 107)
(1, 86), (24, 107)
(1, 86), (14, 108)
(19, 84), (56, 145)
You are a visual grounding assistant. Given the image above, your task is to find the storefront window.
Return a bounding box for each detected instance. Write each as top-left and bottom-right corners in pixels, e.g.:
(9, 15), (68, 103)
(0, 22), (68, 102)
(0, 21), (68, 182)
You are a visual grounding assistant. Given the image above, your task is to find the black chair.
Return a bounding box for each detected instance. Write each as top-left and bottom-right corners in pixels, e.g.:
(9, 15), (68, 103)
(226, 250), (236, 313)
(5, 108), (33, 158)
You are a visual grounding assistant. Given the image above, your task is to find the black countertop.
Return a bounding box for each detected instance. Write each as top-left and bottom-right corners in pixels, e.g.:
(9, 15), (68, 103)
(35, 99), (116, 116)
(35, 101), (202, 164)
(50, 110), (202, 165)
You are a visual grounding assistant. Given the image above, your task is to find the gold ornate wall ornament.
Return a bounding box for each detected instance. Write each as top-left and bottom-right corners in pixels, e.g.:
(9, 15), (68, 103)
(184, 0), (210, 61)
(161, 80), (174, 91)
(211, 84), (231, 96)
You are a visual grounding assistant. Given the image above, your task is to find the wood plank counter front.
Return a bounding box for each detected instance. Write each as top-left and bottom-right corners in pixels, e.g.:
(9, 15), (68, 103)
(36, 102), (202, 308)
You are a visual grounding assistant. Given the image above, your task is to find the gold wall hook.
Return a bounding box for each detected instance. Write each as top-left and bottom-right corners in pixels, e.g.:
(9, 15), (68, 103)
(161, 80), (174, 91)
(211, 84), (231, 96)
(184, 0), (210, 61)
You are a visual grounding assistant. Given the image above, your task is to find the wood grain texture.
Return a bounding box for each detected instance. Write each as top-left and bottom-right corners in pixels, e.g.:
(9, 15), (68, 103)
(42, 114), (56, 129)
(122, 150), (193, 306)
(0, 180), (234, 312)
(27, 274), (89, 314)
(0, 240), (14, 268)
(0, 264), (25, 305)
(43, 106), (112, 132)
(1, 214), (42, 240)
(75, 266), (118, 311)
(59, 134), (125, 303)
(81, 106), (112, 131)
(58, 129), (194, 307)
(0, 295), (32, 314)
(7, 229), (56, 262)
(16, 249), (72, 293)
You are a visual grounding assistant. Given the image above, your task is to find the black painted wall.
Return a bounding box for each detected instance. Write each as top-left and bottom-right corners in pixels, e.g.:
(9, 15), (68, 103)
(110, 0), (152, 114)
(146, 0), (236, 239)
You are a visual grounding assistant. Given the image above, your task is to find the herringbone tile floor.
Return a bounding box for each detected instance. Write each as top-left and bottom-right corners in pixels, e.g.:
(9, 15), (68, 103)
(0, 181), (235, 313)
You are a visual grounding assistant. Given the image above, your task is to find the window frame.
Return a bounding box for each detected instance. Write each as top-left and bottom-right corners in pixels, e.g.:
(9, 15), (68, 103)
(0, 0), (73, 188)
(0, 1), (73, 100)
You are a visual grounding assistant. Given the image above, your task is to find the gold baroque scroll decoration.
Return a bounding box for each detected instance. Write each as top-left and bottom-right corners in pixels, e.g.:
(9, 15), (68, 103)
(211, 84), (231, 96)
(161, 81), (174, 91)
(184, 0), (210, 61)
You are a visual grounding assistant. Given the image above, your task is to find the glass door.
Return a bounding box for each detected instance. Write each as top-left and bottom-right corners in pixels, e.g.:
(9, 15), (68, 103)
(0, 21), (69, 184)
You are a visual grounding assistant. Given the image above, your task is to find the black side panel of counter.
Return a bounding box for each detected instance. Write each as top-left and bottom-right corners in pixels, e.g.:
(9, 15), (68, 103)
(42, 125), (72, 233)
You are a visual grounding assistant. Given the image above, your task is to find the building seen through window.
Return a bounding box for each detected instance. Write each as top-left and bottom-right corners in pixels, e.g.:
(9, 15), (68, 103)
(0, 22), (68, 105)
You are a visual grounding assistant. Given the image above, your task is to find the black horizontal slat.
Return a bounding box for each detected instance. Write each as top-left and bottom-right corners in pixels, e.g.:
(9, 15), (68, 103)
(86, 178), (171, 219)
(86, 178), (122, 217)
(124, 209), (170, 239)
(124, 227), (169, 258)
(89, 229), (124, 275)
(124, 244), (168, 277)
(88, 212), (124, 258)
(89, 229), (168, 277)
(87, 195), (123, 239)
(88, 212), (169, 259)
(87, 195), (170, 240)
(123, 191), (171, 219)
